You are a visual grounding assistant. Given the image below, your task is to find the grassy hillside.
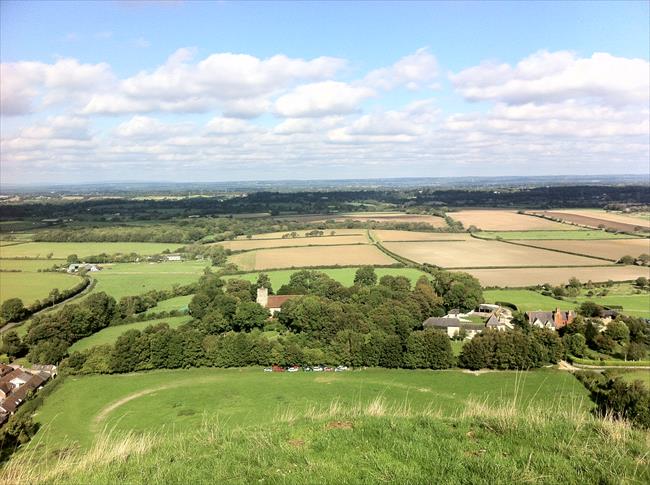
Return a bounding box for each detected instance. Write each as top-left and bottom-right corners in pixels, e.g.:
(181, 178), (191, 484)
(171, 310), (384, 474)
(5, 368), (648, 485)
(0, 272), (83, 306)
(26, 368), (586, 451)
(483, 289), (565, 312)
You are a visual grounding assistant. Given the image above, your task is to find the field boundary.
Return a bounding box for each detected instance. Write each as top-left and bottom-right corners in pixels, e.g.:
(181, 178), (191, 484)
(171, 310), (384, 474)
(471, 235), (618, 262)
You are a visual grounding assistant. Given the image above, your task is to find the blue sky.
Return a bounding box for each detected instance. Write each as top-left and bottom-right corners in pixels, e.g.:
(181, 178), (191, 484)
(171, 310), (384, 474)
(1, 1), (649, 184)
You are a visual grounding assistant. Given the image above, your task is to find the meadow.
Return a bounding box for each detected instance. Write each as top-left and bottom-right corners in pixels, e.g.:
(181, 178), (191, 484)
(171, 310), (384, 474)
(334, 212), (447, 227)
(0, 259), (59, 271)
(475, 230), (635, 240)
(228, 245), (397, 271)
(448, 210), (574, 231)
(383, 239), (602, 268)
(69, 316), (192, 353)
(482, 289), (566, 312)
(0, 242), (182, 259)
(227, 267), (430, 289)
(0, 272), (83, 306)
(456, 265), (650, 288)
(145, 294), (194, 314)
(573, 292), (650, 318)
(523, 239), (650, 261)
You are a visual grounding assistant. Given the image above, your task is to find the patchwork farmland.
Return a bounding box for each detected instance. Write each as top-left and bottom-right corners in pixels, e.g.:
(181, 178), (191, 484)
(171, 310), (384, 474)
(216, 233), (369, 251)
(456, 265), (650, 287)
(532, 210), (650, 233)
(228, 244), (398, 271)
(382, 238), (603, 268)
(448, 210), (575, 231)
(521, 238), (650, 261)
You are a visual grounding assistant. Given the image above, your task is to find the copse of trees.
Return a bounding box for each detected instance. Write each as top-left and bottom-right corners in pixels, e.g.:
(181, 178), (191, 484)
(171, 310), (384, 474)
(459, 328), (564, 370)
(24, 292), (116, 364)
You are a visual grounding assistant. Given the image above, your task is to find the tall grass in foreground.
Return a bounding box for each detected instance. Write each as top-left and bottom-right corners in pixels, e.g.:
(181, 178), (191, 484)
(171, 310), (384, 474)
(2, 392), (648, 485)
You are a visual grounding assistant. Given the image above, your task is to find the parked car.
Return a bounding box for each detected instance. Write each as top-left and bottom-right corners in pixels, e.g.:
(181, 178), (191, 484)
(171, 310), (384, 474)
(324, 366), (334, 372)
(312, 365), (324, 372)
(287, 366), (300, 372)
(303, 366), (313, 372)
(335, 365), (349, 372)
(263, 367), (273, 372)
(272, 365), (285, 372)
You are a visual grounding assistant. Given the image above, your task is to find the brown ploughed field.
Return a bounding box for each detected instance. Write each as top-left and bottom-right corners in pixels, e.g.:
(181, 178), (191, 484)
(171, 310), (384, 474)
(449, 210), (574, 231)
(533, 211), (650, 233)
(523, 239), (650, 261)
(217, 234), (369, 251)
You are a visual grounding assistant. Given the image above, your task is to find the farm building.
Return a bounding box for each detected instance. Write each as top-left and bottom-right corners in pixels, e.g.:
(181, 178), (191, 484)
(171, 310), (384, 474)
(422, 317), (484, 339)
(0, 367), (51, 423)
(256, 287), (299, 315)
(525, 308), (576, 330)
(67, 263), (101, 273)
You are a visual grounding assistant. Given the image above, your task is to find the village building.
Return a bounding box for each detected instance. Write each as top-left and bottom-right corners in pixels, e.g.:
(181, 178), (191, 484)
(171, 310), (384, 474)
(0, 367), (52, 425)
(525, 308), (576, 330)
(256, 287), (299, 315)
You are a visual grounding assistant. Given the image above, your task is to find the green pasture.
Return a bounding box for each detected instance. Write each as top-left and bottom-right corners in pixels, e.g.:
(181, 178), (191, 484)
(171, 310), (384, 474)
(86, 271), (202, 301)
(145, 294), (194, 314)
(0, 272), (83, 306)
(483, 289), (565, 312)
(31, 367), (587, 452)
(573, 293), (650, 318)
(0, 259), (59, 271)
(227, 267), (430, 289)
(69, 316), (192, 353)
(476, 230), (636, 240)
(0, 242), (182, 259)
(101, 260), (209, 274)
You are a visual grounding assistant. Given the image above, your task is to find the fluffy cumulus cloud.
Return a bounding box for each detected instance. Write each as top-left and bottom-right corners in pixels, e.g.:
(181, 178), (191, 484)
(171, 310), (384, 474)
(450, 50), (649, 106)
(1, 48), (648, 182)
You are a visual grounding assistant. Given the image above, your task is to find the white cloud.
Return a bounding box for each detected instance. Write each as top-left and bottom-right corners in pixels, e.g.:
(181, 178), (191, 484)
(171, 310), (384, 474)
(81, 49), (347, 115)
(0, 59), (114, 115)
(364, 48), (439, 91)
(450, 50), (650, 106)
(274, 81), (374, 118)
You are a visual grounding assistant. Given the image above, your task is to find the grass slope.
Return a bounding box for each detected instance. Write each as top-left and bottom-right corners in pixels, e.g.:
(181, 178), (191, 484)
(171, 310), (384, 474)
(8, 369), (649, 485)
(145, 295), (193, 314)
(28, 368), (586, 451)
(69, 316), (192, 353)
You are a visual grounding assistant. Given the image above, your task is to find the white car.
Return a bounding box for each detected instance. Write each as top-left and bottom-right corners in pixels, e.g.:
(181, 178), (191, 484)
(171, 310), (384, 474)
(312, 365), (324, 372)
(287, 366), (300, 372)
(263, 367), (273, 372)
(335, 365), (349, 372)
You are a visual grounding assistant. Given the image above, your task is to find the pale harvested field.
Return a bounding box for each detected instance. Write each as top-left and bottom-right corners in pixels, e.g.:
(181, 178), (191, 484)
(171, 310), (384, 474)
(449, 210), (574, 231)
(533, 211), (649, 233)
(374, 230), (472, 242)
(236, 229), (364, 240)
(458, 266), (650, 288)
(552, 209), (650, 228)
(524, 239), (650, 261)
(228, 245), (397, 271)
(216, 234), (369, 251)
(383, 239), (603, 268)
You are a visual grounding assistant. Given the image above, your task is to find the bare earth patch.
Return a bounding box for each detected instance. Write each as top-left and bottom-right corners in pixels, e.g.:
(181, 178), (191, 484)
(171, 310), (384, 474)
(326, 421), (354, 430)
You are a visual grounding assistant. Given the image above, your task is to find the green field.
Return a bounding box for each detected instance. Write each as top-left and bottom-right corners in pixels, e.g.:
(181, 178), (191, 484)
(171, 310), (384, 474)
(0, 272), (83, 305)
(69, 316), (192, 353)
(483, 289), (565, 312)
(573, 293), (650, 318)
(86, 271), (202, 301)
(101, 260), (210, 274)
(0, 259), (59, 271)
(30, 368), (586, 451)
(145, 294), (194, 314)
(0, 242), (182, 259)
(606, 369), (650, 386)
(476, 230), (637, 240)
(228, 267), (430, 289)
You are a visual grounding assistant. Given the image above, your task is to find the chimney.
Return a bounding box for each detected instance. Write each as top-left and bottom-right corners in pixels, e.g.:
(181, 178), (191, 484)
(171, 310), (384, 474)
(256, 287), (268, 307)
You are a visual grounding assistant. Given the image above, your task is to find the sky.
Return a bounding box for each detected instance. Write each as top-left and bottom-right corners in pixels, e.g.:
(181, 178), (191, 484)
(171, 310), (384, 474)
(1, 0), (649, 185)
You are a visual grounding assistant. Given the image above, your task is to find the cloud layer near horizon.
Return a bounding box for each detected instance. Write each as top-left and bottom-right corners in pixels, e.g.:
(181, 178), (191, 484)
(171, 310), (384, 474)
(1, 48), (648, 182)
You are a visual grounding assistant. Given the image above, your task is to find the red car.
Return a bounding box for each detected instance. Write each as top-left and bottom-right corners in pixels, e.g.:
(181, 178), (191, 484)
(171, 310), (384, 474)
(272, 365), (285, 372)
